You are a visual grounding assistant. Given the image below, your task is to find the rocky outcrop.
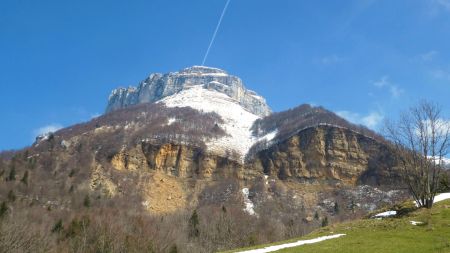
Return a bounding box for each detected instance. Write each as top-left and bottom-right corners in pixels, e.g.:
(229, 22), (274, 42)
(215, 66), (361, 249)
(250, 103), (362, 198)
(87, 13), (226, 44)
(249, 125), (400, 185)
(106, 125), (400, 187)
(110, 142), (244, 180)
(106, 66), (271, 117)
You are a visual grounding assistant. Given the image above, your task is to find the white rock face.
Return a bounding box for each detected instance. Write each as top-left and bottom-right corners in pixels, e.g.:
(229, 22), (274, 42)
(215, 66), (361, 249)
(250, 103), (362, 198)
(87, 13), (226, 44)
(106, 66), (271, 117)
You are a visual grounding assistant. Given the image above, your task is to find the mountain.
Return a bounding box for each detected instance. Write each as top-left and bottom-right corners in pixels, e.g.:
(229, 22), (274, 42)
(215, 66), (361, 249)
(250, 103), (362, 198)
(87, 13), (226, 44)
(0, 66), (408, 253)
(106, 66), (271, 117)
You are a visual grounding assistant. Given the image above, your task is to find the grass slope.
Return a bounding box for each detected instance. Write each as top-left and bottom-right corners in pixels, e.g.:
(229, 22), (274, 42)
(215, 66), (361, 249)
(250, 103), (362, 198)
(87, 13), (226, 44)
(228, 199), (450, 253)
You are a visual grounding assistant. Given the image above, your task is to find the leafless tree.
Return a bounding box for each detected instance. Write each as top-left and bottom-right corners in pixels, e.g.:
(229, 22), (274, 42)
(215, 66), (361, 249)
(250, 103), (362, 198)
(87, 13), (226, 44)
(385, 101), (450, 208)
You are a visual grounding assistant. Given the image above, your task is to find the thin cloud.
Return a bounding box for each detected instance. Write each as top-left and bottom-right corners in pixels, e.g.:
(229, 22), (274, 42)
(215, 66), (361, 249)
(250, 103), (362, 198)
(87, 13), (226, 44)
(373, 75), (389, 88)
(336, 111), (384, 129)
(32, 124), (63, 138)
(90, 113), (101, 119)
(372, 75), (404, 98)
(316, 54), (345, 65)
(427, 0), (450, 16)
(389, 86), (404, 98)
(431, 68), (450, 81)
(434, 0), (450, 10)
(419, 50), (438, 62)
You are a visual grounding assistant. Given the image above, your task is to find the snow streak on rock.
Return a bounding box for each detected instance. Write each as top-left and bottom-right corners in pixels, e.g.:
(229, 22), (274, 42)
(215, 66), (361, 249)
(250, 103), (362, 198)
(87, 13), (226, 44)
(241, 188), (256, 216)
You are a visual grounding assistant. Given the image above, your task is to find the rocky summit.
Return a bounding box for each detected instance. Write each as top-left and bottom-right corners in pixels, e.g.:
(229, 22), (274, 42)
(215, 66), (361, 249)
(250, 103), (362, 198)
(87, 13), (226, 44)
(106, 66), (272, 117)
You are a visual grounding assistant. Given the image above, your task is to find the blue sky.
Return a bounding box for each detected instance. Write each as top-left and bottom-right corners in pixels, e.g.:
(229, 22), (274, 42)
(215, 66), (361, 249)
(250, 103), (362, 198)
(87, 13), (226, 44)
(1, 0), (449, 150)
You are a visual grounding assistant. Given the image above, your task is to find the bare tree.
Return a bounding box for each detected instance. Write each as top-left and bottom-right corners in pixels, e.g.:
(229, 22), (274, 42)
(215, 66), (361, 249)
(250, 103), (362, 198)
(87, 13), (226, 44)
(385, 101), (450, 208)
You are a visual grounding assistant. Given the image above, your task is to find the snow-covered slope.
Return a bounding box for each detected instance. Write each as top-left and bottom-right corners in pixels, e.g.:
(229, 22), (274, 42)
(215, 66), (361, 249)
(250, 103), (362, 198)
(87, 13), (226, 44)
(160, 85), (276, 161)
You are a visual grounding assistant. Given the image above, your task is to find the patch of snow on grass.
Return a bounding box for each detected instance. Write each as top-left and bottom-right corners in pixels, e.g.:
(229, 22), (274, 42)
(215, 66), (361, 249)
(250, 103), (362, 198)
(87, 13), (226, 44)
(410, 221), (423, 226)
(373, 210), (396, 218)
(235, 234), (346, 253)
(414, 192), (450, 207)
(160, 85), (274, 161)
(434, 192), (450, 203)
(242, 188), (256, 216)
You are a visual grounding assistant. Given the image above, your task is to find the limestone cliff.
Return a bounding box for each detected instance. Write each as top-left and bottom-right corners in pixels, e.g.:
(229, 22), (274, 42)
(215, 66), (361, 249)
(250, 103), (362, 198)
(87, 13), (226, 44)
(106, 125), (399, 187)
(110, 142), (244, 180)
(106, 66), (271, 117)
(248, 125), (400, 185)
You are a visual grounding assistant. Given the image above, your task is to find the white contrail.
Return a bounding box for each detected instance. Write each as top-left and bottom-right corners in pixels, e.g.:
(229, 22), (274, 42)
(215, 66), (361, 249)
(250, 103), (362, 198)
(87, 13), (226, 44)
(202, 0), (231, 66)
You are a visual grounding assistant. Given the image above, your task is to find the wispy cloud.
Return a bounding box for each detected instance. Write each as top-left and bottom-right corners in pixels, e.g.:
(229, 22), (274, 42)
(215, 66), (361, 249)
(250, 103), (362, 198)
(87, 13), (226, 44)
(389, 86), (403, 98)
(427, 0), (450, 16)
(418, 50), (438, 62)
(431, 68), (450, 81)
(434, 0), (450, 10)
(315, 54), (345, 65)
(336, 111), (384, 129)
(32, 124), (63, 138)
(373, 75), (389, 88)
(372, 75), (404, 98)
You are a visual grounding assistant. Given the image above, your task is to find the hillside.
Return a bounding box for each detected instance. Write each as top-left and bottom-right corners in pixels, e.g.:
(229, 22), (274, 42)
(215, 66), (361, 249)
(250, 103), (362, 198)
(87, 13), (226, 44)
(0, 66), (412, 253)
(228, 195), (450, 253)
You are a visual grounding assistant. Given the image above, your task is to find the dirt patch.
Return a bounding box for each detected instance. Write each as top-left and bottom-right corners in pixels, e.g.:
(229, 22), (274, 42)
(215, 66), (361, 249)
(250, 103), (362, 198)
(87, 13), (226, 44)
(142, 172), (187, 214)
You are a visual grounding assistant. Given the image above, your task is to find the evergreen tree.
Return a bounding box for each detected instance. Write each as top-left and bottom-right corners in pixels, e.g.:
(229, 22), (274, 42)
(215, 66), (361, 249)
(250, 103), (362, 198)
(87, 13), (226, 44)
(83, 195), (91, 207)
(21, 170), (29, 185)
(7, 165), (16, 181)
(7, 190), (16, 202)
(321, 216), (329, 227)
(189, 209), (200, 237)
(169, 244), (178, 253)
(350, 200), (357, 214)
(0, 202), (7, 218)
(334, 202), (340, 214)
(51, 219), (63, 233)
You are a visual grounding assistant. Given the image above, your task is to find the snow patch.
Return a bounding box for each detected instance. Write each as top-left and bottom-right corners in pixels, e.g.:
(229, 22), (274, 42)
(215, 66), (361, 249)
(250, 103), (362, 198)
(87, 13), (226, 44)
(434, 192), (450, 203)
(235, 234), (346, 253)
(160, 85), (277, 161)
(167, 118), (177, 125)
(410, 221), (423, 226)
(413, 192), (450, 207)
(373, 210), (396, 218)
(242, 188), (256, 216)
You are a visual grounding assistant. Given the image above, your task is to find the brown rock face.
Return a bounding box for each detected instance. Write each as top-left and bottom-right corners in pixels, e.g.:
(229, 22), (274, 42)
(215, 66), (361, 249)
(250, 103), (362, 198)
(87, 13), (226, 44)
(109, 125), (400, 188)
(111, 142), (243, 180)
(249, 126), (399, 185)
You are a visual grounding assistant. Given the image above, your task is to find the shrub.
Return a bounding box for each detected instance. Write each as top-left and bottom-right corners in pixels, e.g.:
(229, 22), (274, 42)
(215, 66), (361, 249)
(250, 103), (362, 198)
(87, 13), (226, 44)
(51, 219), (63, 233)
